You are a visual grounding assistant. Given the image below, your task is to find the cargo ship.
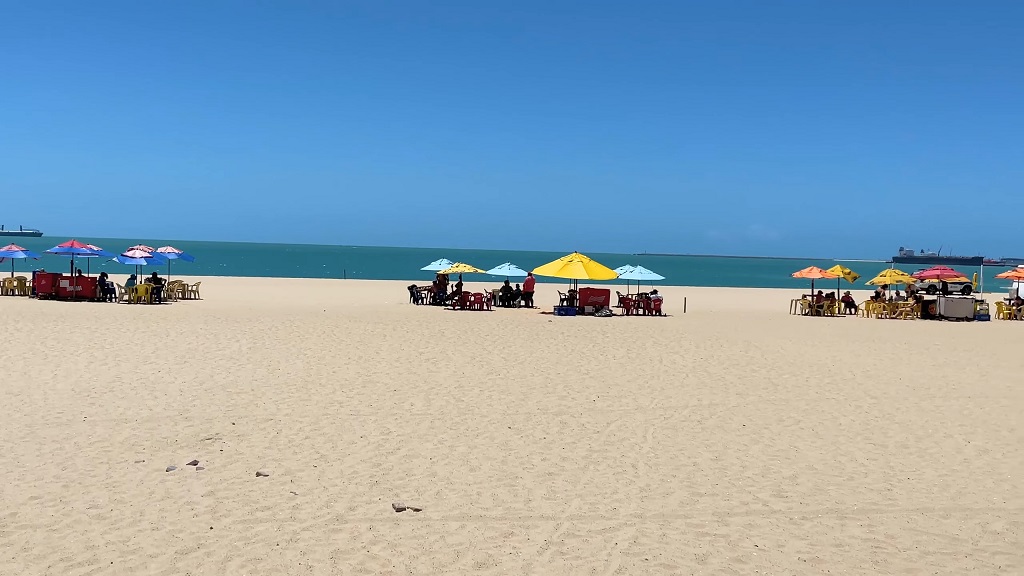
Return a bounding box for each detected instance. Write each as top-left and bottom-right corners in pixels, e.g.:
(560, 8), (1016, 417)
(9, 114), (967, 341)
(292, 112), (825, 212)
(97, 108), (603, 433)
(0, 225), (43, 237)
(891, 247), (985, 267)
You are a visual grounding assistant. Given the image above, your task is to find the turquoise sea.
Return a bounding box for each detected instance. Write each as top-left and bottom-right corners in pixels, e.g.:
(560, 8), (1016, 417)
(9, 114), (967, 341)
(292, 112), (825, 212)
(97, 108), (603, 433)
(3, 236), (1016, 291)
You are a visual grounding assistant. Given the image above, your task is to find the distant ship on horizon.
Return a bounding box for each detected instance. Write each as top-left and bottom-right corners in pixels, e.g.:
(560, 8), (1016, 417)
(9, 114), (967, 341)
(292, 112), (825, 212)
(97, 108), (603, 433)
(891, 246), (987, 267)
(0, 225), (43, 238)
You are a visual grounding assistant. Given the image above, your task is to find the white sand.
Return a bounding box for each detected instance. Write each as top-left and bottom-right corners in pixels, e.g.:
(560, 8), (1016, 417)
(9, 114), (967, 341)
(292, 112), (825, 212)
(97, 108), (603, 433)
(1, 277), (1021, 574)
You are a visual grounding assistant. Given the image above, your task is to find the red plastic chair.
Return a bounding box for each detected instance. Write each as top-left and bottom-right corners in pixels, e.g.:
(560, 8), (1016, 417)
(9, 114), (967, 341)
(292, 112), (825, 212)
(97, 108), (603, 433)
(621, 297), (634, 315)
(470, 292), (486, 310)
(478, 293), (492, 311)
(651, 298), (663, 316)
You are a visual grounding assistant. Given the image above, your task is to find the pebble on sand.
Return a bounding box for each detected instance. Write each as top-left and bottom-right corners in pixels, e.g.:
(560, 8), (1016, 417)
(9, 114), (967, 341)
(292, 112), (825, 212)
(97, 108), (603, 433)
(166, 466), (177, 472)
(187, 459), (200, 466)
(256, 470), (271, 477)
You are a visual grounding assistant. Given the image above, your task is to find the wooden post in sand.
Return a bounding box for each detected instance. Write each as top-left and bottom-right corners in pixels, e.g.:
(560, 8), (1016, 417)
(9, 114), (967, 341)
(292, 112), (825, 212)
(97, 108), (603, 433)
(683, 297), (687, 313)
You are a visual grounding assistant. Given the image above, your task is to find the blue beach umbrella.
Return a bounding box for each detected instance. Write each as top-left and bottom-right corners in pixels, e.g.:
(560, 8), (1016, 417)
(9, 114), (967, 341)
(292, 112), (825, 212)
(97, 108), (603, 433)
(155, 246), (195, 281)
(0, 243), (41, 277)
(421, 258), (454, 272)
(113, 249), (169, 279)
(486, 262), (529, 279)
(617, 265), (666, 293)
(46, 239), (111, 276)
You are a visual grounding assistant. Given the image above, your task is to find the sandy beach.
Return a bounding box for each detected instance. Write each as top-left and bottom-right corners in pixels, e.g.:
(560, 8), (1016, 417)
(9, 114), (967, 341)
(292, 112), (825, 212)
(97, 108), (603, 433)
(1, 276), (1021, 575)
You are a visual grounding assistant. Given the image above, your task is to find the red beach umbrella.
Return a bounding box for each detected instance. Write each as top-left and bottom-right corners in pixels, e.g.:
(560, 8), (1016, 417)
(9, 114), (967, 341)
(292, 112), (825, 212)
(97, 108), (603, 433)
(912, 265), (967, 281)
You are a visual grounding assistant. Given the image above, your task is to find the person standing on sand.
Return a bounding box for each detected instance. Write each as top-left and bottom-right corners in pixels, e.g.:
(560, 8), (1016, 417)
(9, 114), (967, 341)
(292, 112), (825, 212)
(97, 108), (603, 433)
(522, 272), (536, 307)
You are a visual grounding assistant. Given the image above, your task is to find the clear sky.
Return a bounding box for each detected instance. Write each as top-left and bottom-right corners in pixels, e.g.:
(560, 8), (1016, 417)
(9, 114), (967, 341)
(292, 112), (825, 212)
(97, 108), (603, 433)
(2, 1), (1022, 258)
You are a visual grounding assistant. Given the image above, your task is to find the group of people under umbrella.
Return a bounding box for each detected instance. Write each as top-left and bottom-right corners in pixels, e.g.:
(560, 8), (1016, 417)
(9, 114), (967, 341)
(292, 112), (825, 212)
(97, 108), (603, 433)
(0, 239), (195, 301)
(411, 252), (666, 315)
(790, 263), (1007, 319)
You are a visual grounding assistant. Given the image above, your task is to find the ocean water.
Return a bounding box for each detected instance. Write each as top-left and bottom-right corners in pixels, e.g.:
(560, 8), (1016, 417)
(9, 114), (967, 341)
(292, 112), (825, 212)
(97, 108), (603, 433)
(2, 236), (1016, 291)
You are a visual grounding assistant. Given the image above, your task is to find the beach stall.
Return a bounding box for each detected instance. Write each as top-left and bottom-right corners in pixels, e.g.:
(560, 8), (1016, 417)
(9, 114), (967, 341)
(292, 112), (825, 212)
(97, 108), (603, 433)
(532, 252), (618, 315)
(42, 240), (107, 300)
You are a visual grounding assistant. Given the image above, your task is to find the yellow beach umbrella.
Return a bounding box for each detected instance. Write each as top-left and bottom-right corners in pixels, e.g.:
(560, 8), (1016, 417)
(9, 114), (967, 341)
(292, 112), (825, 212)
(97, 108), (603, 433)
(826, 264), (860, 299)
(865, 268), (916, 286)
(438, 262), (486, 275)
(532, 251), (618, 281)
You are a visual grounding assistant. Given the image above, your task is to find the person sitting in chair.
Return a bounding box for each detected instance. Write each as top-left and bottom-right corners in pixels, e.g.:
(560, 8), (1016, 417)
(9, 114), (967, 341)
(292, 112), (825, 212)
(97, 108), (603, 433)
(149, 271), (166, 303)
(840, 291), (857, 314)
(408, 284), (424, 304)
(499, 280), (514, 307)
(447, 276), (464, 303)
(512, 283), (522, 307)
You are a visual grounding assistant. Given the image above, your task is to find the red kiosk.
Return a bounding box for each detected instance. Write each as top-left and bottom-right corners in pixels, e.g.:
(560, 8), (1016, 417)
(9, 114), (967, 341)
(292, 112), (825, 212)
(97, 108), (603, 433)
(40, 239), (105, 301)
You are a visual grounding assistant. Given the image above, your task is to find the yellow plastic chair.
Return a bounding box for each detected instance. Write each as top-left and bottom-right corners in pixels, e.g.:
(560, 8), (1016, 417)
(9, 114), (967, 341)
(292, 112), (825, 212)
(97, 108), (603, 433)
(137, 283), (154, 304)
(994, 302), (1012, 320)
(14, 277), (29, 296)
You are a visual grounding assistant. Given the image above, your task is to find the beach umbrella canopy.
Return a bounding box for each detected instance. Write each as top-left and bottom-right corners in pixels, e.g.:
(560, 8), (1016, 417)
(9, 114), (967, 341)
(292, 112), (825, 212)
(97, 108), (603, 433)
(155, 246), (195, 280)
(826, 264), (860, 299)
(912, 265), (967, 281)
(617, 265), (665, 281)
(995, 269), (1024, 281)
(46, 239), (100, 256)
(792, 266), (839, 280)
(0, 243), (40, 277)
(84, 244), (115, 258)
(0, 243), (40, 259)
(792, 266), (838, 300)
(156, 246), (196, 262)
(866, 268), (916, 286)
(421, 258), (454, 272)
(439, 262), (486, 275)
(826, 265), (860, 284)
(617, 265), (665, 293)
(532, 252), (618, 281)
(115, 249), (168, 264)
(128, 244), (157, 253)
(486, 262), (528, 277)
(46, 239), (110, 276)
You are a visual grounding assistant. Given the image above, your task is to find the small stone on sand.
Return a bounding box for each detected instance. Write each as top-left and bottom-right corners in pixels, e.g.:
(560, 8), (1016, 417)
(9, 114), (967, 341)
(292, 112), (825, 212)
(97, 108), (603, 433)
(187, 459), (200, 466)
(392, 502), (406, 512)
(196, 466), (205, 471)
(256, 470), (270, 477)
(166, 466), (177, 472)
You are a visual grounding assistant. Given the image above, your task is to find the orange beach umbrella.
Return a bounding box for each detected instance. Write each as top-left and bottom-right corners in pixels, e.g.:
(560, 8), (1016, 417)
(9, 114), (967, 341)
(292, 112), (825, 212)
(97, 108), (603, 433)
(791, 266), (838, 298)
(995, 269), (1024, 281)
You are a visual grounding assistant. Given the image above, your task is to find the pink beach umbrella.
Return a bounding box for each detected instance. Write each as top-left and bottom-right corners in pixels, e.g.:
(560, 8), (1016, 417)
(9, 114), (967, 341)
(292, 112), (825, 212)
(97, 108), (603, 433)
(0, 243), (41, 277)
(155, 245), (195, 281)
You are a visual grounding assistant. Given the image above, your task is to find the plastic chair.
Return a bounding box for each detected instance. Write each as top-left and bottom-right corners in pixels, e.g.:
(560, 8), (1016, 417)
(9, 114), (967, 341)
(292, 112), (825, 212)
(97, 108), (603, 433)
(135, 284), (153, 304)
(651, 298), (663, 316)
(994, 302), (1012, 320)
(187, 282), (201, 299)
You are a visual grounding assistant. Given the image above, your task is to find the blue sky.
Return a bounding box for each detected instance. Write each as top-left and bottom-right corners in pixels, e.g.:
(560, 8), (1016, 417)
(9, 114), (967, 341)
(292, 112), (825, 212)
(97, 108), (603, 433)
(2, 1), (1022, 258)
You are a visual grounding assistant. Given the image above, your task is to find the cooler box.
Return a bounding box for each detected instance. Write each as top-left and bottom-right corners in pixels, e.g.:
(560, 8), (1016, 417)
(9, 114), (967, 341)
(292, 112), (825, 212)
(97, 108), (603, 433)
(553, 306), (577, 316)
(577, 287), (611, 308)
